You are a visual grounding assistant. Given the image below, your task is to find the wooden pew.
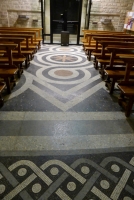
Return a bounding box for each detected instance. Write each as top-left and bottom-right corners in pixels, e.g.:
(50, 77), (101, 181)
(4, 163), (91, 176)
(0, 29), (39, 50)
(84, 31), (128, 47)
(82, 29), (125, 43)
(83, 33), (131, 61)
(0, 33), (33, 49)
(0, 27), (42, 49)
(117, 56), (134, 117)
(95, 41), (134, 78)
(0, 34), (35, 63)
(104, 48), (134, 93)
(0, 30), (38, 52)
(0, 44), (18, 94)
(92, 36), (134, 69)
(0, 38), (26, 75)
(0, 37), (31, 68)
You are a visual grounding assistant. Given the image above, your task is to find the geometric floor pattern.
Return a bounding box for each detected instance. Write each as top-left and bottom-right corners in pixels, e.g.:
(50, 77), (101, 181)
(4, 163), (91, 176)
(1, 152), (134, 200)
(0, 45), (134, 200)
(1, 45), (104, 111)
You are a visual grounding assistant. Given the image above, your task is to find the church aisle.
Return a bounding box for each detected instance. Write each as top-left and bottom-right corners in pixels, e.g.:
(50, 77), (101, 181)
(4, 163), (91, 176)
(0, 45), (134, 200)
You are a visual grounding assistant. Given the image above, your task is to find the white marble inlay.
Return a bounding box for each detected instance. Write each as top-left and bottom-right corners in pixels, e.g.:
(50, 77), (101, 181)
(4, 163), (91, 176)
(0, 184), (6, 194)
(100, 180), (110, 190)
(0, 134), (134, 151)
(32, 183), (42, 194)
(0, 111), (130, 121)
(123, 197), (132, 200)
(110, 169), (131, 200)
(67, 182), (76, 191)
(111, 164), (120, 173)
(56, 188), (72, 200)
(81, 166), (90, 174)
(18, 168), (27, 176)
(91, 186), (111, 200)
(50, 167), (59, 175)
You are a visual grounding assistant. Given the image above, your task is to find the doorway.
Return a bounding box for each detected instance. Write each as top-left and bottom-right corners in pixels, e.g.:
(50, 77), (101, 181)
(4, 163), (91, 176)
(41, 0), (92, 45)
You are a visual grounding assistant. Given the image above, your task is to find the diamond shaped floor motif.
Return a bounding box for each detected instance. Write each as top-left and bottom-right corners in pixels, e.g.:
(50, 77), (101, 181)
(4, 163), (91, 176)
(3, 45), (106, 111)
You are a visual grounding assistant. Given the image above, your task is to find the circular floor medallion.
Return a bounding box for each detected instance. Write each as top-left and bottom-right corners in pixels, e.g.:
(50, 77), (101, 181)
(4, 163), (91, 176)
(111, 164), (120, 172)
(18, 168), (27, 176)
(51, 55), (78, 63)
(50, 167), (59, 175)
(32, 183), (42, 194)
(54, 70), (73, 77)
(81, 166), (90, 174)
(67, 182), (76, 191)
(59, 48), (70, 51)
(123, 197), (132, 200)
(100, 180), (110, 190)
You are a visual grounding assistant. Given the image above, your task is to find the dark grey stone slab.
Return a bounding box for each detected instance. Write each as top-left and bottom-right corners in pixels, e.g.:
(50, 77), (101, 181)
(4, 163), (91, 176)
(1, 147), (134, 156)
(0, 89), (61, 112)
(68, 88), (122, 112)
(0, 121), (22, 136)
(16, 120), (134, 136)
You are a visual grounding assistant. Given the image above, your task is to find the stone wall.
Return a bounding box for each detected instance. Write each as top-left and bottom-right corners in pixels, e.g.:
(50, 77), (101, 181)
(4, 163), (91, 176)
(132, 2), (134, 10)
(89, 0), (134, 31)
(0, 0), (41, 27)
(0, 0), (133, 32)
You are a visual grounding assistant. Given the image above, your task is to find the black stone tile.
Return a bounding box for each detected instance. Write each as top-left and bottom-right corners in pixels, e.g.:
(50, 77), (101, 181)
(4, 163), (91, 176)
(68, 88), (121, 112)
(18, 120), (133, 136)
(0, 89), (61, 112)
(0, 121), (22, 136)
(26, 64), (42, 77)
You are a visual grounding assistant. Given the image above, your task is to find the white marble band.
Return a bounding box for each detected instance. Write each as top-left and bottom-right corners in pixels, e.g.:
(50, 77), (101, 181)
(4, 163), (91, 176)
(0, 134), (134, 151)
(0, 112), (132, 121)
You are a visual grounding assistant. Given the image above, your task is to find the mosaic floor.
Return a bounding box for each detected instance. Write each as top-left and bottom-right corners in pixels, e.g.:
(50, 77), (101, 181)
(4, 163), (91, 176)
(0, 45), (134, 200)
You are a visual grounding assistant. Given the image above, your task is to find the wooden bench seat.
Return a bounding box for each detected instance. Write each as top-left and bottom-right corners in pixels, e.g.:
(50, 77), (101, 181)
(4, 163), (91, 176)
(0, 35), (35, 66)
(0, 27), (42, 49)
(0, 31), (38, 53)
(96, 41), (134, 78)
(92, 36), (134, 68)
(0, 56), (26, 65)
(118, 81), (134, 117)
(0, 44), (19, 94)
(0, 34), (34, 48)
(83, 33), (131, 61)
(117, 56), (134, 117)
(0, 41), (26, 75)
(0, 29), (40, 50)
(104, 48), (134, 93)
(0, 37), (31, 68)
(84, 47), (102, 60)
(105, 66), (134, 93)
(82, 29), (126, 44)
(0, 65), (18, 94)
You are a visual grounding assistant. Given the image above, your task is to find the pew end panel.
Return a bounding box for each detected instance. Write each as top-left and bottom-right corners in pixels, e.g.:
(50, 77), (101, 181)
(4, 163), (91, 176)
(117, 56), (134, 117)
(0, 82), (6, 106)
